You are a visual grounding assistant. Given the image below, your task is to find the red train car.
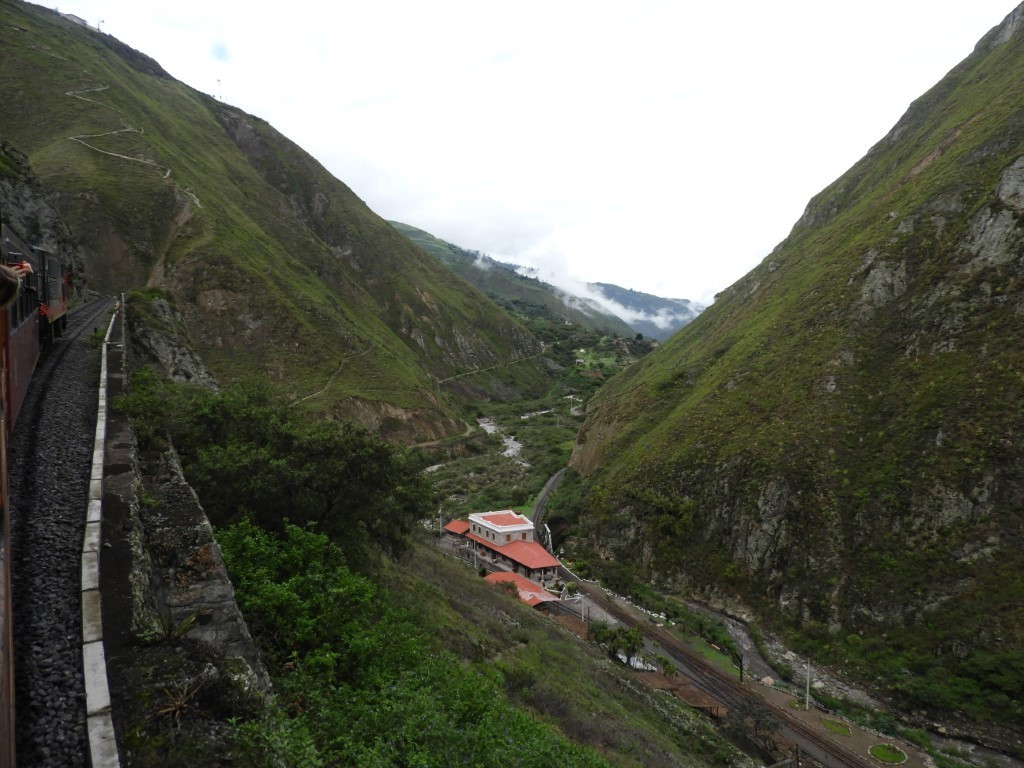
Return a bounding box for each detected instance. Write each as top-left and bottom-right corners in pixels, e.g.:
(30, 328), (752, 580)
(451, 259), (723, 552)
(38, 248), (69, 349)
(0, 226), (20, 767)
(0, 301), (13, 768)
(0, 225), (43, 429)
(0, 221), (69, 767)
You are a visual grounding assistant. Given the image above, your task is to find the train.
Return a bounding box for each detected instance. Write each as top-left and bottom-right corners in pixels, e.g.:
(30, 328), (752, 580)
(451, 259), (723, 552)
(1, 223), (71, 423)
(0, 221), (72, 768)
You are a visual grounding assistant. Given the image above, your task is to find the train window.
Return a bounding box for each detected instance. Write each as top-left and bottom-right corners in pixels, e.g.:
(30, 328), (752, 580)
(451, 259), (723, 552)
(8, 271), (38, 330)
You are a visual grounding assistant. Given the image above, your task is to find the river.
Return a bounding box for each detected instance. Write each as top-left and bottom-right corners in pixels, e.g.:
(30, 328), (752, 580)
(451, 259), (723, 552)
(684, 601), (1023, 768)
(477, 417), (526, 461)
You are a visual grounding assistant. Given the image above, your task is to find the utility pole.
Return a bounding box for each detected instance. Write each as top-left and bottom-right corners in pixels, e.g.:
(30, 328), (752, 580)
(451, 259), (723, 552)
(805, 658), (811, 710)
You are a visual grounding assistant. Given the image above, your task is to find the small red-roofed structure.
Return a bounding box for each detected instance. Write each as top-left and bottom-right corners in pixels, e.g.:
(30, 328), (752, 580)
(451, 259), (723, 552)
(443, 519), (470, 536)
(484, 572), (558, 608)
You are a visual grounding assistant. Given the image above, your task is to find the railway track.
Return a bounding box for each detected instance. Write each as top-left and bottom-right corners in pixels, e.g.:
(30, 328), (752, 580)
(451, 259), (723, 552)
(4, 298), (114, 767)
(571, 577), (878, 768)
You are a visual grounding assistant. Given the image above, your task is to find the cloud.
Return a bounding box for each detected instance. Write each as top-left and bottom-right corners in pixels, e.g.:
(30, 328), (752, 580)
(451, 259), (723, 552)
(508, 263), (699, 330)
(63, 0), (1018, 305)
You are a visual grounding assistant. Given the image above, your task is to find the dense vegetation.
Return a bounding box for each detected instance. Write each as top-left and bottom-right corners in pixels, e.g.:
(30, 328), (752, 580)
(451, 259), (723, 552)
(116, 363), (748, 767)
(221, 520), (608, 767)
(120, 367), (429, 558)
(567, 8), (1024, 735)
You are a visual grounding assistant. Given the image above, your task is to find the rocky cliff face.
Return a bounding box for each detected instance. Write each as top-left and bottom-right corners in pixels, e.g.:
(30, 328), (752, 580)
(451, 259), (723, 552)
(0, 142), (85, 296)
(569, 4), (1024, 731)
(127, 294), (219, 389)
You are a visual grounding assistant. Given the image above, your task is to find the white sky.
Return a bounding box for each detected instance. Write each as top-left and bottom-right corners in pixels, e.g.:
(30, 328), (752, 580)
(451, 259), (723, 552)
(55, 0), (1018, 304)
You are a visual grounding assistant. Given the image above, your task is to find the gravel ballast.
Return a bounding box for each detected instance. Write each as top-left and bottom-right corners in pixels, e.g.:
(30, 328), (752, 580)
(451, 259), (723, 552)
(9, 299), (114, 767)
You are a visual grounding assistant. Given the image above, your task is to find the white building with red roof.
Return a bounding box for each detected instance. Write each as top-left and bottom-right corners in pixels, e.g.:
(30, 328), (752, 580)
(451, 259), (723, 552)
(444, 509), (560, 585)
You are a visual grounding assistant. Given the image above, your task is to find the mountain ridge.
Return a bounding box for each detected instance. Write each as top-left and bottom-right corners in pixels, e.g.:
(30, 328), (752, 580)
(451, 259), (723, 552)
(567, 1), (1024, 735)
(390, 220), (703, 340)
(0, 0), (553, 442)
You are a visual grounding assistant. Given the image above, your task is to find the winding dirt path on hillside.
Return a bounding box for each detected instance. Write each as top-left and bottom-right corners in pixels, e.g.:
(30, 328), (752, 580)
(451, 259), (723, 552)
(64, 82), (203, 289)
(411, 418), (476, 448)
(436, 350), (547, 384)
(65, 84), (202, 209)
(291, 345), (373, 406)
(66, 85), (173, 178)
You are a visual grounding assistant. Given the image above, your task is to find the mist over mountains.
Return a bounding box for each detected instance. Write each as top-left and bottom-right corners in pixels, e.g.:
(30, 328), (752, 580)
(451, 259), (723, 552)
(391, 221), (704, 340)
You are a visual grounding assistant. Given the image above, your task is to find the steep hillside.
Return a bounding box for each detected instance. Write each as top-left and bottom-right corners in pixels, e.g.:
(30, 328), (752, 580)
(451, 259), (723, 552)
(570, 4), (1024, 735)
(390, 220), (637, 336)
(0, 1), (551, 441)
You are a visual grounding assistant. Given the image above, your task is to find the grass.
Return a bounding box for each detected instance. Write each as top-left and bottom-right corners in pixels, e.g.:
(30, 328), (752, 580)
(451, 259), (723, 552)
(687, 637), (741, 679)
(870, 744), (908, 764)
(821, 718), (852, 736)
(382, 538), (746, 768)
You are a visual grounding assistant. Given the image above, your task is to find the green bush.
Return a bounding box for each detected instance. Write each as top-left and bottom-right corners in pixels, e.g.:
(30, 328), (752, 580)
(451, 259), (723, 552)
(220, 520), (611, 767)
(118, 372), (429, 557)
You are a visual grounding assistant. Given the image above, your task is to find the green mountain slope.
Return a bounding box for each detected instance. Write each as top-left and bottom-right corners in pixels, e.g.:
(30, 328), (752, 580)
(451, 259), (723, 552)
(570, 4), (1024, 734)
(389, 220), (637, 336)
(0, 1), (551, 441)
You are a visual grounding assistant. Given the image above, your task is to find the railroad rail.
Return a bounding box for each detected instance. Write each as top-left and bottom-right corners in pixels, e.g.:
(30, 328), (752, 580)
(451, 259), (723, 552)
(570, 576), (878, 768)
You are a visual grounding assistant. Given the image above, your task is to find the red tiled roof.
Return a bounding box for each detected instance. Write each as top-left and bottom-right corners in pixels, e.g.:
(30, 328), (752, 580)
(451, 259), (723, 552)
(444, 519), (470, 535)
(501, 540), (560, 569)
(479, 511), (529, 527)
(466, 533), (560, 570)
(484, 572), (558, 606)
(466, 532), (494, 549)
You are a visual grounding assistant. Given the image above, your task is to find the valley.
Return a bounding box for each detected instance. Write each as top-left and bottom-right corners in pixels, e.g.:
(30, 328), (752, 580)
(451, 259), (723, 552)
(428, 379), (1023, 768)
(1, 0), (1023, 764)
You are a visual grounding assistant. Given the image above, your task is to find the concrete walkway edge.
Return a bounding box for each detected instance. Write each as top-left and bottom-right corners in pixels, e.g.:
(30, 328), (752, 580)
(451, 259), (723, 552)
(82, 301), (122, 768)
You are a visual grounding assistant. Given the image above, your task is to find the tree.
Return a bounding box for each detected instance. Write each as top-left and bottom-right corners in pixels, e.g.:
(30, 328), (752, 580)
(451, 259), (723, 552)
(725, 698), (781, 759)
(656, 654), (676, 678)
(120, 374), (430, 557)
(612, 626), (644, 667)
